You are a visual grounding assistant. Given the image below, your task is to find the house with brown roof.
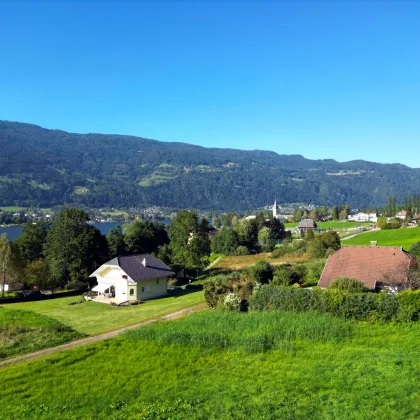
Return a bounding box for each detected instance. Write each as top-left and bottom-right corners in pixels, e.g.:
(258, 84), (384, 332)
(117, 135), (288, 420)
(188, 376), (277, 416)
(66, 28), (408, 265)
(318, 245), (417, 291)
(297, 219), (317, 237)
(395, 210), (407, 220)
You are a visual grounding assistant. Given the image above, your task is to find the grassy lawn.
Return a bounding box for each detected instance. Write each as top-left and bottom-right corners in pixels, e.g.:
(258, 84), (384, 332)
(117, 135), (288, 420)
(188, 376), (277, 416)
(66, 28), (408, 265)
(215, 253), (308, 270)
(0, 206), (27, 212)
(285, 221), (372, 230)
(1, 310), (419, 419)
(344, 227), (420, 248)
(0, 307), (83, 360)
(4, 290), (204, 336)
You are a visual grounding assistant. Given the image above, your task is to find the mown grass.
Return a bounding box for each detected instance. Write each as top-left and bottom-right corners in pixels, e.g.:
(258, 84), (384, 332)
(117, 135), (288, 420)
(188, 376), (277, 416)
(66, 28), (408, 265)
(1, 310), (419, 419)
(285, 221), (372, 230)
(0, 307), (83, 360)
(5, 290), (205, 335)
(344, 227), (420, 248)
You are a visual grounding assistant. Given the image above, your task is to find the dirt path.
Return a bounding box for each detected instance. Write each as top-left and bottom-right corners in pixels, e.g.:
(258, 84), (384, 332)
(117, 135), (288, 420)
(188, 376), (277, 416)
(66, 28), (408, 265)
(0, 303), (206, 369)
(341, 228), (380, 241)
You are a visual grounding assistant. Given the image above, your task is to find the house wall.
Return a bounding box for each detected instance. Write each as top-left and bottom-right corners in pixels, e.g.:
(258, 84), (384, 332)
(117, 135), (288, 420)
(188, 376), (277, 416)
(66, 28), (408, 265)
(96, 266), (129, 301)
(137, 278), (168, 301)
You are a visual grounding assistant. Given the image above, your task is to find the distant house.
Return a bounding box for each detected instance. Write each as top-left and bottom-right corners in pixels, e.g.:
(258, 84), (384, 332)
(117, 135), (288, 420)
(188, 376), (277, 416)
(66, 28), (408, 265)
(319, 245), (417, 292)
(348, 212), (377, 223)
(412, 214), (420, 222)
(89, 254), (174, 304)
(395, 210), (407, 220)
(297, 219), (317, 236)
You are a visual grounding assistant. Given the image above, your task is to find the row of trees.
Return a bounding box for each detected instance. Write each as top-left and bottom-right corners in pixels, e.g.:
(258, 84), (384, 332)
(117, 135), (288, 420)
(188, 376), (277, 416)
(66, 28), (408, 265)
(0, 208), (213, 295)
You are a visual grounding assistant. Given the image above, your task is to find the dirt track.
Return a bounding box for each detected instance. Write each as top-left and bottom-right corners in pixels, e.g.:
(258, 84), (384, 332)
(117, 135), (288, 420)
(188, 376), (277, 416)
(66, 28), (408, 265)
(0, 303), (206, 369)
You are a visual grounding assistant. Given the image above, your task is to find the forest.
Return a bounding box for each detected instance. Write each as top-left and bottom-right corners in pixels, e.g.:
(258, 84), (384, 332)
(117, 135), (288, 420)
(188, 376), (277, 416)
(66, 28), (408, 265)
(1, 120), (420, 210)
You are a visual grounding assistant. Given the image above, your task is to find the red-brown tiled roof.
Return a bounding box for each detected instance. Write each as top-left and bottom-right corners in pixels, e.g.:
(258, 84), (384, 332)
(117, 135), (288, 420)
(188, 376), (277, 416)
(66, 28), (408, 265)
(319, 246), (416, 289)
(413, 214), (420, 220)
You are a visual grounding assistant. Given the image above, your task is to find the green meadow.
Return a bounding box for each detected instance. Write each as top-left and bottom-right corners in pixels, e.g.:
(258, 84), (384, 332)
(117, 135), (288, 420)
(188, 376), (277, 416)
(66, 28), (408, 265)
(285, 221), (371, 230)
(4, 290), (204, 335)
(1, 310), (419, 419)
(0, 307), (83, 360)
(344, 227), (420, 248)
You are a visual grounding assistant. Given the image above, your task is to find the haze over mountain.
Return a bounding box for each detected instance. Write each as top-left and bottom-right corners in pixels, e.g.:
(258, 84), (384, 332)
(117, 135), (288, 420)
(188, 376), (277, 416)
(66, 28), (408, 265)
(0, 121), (419, 211)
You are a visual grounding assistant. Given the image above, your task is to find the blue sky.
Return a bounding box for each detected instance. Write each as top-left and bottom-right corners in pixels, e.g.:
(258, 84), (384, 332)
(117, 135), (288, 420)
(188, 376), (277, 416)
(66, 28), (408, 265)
(1, 1), (420, 167)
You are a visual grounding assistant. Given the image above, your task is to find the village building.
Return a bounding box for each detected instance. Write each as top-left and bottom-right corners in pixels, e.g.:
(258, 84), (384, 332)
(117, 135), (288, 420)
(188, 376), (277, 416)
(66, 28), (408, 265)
(318, 245), (417, 292)
(297, 219), (317, 236)
(348, 212), (377, 223)
(89, 254), (174, 304)
(395, 210), (407, 220)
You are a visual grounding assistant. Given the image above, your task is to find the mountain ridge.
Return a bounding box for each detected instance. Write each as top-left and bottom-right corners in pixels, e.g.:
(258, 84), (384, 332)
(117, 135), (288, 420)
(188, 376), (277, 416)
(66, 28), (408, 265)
(0, 120), (419, 210)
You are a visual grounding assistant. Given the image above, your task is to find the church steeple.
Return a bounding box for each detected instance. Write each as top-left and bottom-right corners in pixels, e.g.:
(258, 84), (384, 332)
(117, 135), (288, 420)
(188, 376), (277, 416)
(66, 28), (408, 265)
(273, 199), (277, 219)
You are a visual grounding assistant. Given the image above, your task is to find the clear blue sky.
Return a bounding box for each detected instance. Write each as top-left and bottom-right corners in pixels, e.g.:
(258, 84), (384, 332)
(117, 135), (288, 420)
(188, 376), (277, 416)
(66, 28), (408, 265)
(1, 1), (420, 167)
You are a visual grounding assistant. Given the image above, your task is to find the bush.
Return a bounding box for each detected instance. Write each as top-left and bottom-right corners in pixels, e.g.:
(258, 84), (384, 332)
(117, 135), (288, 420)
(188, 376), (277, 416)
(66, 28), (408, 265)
(303, 259), (326, 287)
(329, 277), (368, 293)
(272, 266), (293, 286)
(224, 293), (242, 312)
(249, 260), (274, 284)
(235, 245), (249, 256)
(65, 280), (87, 291)
(204, 275), (234, 308)
(271, 247), (287, 258)
(397, 290), (420, 322)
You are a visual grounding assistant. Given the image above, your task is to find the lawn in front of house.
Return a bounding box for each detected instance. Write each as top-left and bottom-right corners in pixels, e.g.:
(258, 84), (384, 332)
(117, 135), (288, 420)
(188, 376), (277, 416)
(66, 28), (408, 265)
(285, 221), (372, 230)
(0, 307), (84, 360)
(1, 310), (419, 419)
(4, 290), (204, 336)
(344, 227), (420, 248)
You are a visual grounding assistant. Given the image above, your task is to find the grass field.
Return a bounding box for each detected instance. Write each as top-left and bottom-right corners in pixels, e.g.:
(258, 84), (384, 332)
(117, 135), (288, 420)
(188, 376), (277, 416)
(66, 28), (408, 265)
(0, 307), (83, 360)
(344, 227), (420, 248)
(4, 290), (204, 336)
(1, 310), (419, 419)
(214, 253), (307, 270)
(285, 221), (372, 230)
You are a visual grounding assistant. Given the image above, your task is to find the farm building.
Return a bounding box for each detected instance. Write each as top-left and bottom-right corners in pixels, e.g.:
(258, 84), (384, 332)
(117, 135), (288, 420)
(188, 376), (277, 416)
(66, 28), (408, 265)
(395, 210), (407, 220)
(348, 212), (377, 223)
(318, 245), (417, 292)
(297, 219), (317, 237)
(89, 254), (174, 304)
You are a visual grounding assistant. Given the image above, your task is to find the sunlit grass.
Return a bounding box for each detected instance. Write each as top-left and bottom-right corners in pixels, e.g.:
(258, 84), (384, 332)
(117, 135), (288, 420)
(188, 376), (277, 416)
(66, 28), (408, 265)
(344, 227), (420, 248)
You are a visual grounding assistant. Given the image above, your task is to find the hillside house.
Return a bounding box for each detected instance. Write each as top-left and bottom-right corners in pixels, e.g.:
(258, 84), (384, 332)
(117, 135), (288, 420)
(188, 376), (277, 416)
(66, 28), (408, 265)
(318, 245), (417, 292)
(297, 219), (317, 237)
(395, 210), (407, 220)
(348, 212), (377, 223)
(89, 254), (174, 304)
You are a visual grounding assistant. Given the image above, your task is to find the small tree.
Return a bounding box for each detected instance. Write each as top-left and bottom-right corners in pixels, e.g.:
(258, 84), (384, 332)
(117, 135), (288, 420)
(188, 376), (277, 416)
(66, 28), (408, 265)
(329, 277), (368, 293)
(249, 260), (274, 284)
(25, 259), (60, 292)
(0, 233), (11, 297)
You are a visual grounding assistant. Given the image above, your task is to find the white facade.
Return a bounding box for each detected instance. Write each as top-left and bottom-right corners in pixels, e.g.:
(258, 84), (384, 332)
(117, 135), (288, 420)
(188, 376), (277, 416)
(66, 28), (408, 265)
(348, 212), (377, 223)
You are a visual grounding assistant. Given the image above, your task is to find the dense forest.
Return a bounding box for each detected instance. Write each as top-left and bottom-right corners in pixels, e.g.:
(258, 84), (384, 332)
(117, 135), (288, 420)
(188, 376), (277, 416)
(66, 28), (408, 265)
(1, 121), (420, 211)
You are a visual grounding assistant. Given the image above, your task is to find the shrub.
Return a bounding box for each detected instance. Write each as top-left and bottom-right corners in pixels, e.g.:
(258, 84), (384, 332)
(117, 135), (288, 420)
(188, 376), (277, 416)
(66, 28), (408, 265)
(204, 275), (234, 308)
(271, 247), (287, 259)
(272, 266), (293, 286)
(329, 277), (368, 293)
(224, 293), (242, 312)
(303, 259), (326, 287)
(249, 260), (274, 284)
(397, 290), (420, 322)
(65, 280), (87, 291)
(235, 245), (249, 256)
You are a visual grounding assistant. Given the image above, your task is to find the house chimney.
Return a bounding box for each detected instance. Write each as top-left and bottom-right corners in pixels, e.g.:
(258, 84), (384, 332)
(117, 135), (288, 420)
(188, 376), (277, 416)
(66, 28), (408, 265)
(142, 257), (146, 267)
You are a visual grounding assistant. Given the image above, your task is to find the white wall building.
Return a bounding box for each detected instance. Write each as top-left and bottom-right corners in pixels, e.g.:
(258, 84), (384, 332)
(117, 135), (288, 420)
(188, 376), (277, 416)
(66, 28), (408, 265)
(348, 212), (377, 223)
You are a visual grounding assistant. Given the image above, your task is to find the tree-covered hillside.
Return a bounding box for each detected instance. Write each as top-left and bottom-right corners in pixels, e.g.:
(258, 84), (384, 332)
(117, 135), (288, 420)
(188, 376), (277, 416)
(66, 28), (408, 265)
(0, 121), (419, 210)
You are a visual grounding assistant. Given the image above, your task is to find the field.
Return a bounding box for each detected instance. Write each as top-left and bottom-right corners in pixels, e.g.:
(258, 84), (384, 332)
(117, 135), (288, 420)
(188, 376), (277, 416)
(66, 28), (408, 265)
(214, 253), (307, 270)
(285, 221), (372, 230)
(344, 227), (420, 248)
(4, 290), (204, 336)
(1, 310), (419, 419)
(0, 307), (83, 360)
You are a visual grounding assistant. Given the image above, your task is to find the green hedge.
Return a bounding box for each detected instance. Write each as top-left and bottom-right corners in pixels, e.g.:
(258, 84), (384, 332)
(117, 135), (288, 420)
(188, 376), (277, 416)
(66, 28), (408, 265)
(250, 285), (418, 322)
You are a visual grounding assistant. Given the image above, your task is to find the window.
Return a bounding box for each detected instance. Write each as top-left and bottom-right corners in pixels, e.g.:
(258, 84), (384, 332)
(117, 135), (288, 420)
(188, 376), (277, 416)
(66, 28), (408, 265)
(122, 275), (128, 279)
(129, 288), (135, 296)
(141, 287), (145, 293)
(156, 279), (160, 285)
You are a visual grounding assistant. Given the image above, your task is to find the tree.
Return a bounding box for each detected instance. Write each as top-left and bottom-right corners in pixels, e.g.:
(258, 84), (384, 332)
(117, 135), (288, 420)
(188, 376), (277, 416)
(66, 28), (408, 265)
(249, 260), (274, 284)
(409, 242), (420, 259)
(14, 221), (49, 264)
(124, 220), (168, 254)
(0, 233), (11, 297)
(211, 227), (240, 255)
(329, 277), (368, 293)
(25, 259), (60, 292)
(258, 227), (271, 245)
(44, 209), (109, 286)
(339, 204), (351, 220)
(330, 206), (339, 220)
(169, 210), (211, 273)
(107, 226), (127, 258)
(377, 217), (388, 230)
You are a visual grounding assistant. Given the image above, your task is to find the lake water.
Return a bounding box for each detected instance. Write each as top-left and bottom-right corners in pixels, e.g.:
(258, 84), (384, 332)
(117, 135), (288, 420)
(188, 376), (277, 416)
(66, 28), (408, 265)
(0, 222), (126, 241)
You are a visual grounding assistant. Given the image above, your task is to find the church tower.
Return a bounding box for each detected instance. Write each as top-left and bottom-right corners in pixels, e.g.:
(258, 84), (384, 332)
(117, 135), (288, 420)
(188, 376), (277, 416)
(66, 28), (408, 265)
(273, 199), (277, 219)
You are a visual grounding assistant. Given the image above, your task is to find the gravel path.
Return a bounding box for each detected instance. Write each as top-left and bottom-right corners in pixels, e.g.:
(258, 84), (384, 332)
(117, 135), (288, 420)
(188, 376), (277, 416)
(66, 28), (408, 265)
(0, 303), (206, 369)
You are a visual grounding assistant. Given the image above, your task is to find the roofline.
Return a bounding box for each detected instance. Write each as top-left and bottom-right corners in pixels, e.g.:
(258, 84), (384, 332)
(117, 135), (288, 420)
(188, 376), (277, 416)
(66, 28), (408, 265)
(89, 263), (129, 278)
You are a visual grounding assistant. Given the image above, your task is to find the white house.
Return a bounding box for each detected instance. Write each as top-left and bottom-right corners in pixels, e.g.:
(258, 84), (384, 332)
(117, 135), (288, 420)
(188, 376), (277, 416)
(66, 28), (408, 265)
(395, 210), (407, 220)
(89, 254), (174, 304)
(348, 212), (377, 223)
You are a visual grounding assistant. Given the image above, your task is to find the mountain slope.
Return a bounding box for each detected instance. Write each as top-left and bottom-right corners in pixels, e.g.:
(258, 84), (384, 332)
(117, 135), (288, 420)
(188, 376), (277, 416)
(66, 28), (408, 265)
(0, 121), (419, 210)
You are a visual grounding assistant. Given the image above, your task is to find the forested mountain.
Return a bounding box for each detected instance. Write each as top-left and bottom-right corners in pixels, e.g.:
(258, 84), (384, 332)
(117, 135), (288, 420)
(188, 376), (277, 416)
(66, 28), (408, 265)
(1, 120), (419, 211)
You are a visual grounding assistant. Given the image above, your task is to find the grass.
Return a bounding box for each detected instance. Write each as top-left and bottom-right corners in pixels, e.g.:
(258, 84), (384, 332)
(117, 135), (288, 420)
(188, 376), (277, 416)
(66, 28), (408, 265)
(100, 211), (129, 217)
(0, 206), (27, 212)
(1, 310), (419, 419)
(28, 180), (51, 190)
(215, 253), (308, 270)
(0, 307), (83, 360)
(285, 221), (372, 230)
(4, 290), (205, 335)
(344, 227), (420, 248)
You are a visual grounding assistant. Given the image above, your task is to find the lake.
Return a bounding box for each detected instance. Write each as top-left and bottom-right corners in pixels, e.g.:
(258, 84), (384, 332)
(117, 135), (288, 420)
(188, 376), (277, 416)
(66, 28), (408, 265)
(0, 222), (126, 241)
